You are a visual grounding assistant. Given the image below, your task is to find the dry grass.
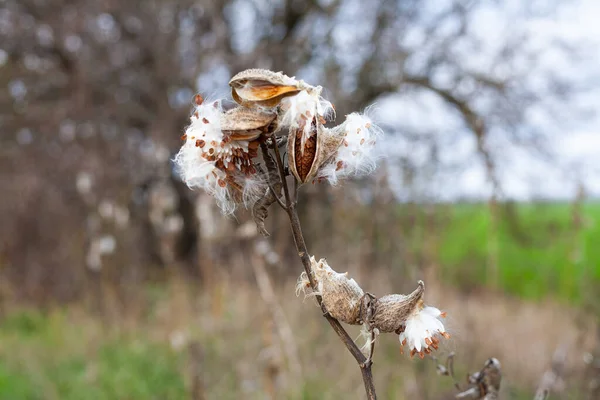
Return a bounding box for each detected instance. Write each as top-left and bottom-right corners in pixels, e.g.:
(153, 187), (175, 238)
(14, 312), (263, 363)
(1, 267), (596, 399)
(142, 268), (597, 398)
(427, 280), (596, 394)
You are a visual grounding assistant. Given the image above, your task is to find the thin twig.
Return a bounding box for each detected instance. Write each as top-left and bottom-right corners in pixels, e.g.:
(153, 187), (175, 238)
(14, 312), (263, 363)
(447, 352), (462, 391)
(270, 133), (292, 209)
(265, 134), (378, 399)
(267, 181), (287, 209)
(433, 352), (462, 392)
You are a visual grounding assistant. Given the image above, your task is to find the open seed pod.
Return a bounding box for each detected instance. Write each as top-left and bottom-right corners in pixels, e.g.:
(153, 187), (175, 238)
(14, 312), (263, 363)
(370, 281), (450, 358)
(371, 281), (425, 333)
(175, 96), (270, 214)
(286, 112), (343, 183)
(298, 257), (365, 325)
(229, 69), (305, 108)
(220, 107), (277, 142)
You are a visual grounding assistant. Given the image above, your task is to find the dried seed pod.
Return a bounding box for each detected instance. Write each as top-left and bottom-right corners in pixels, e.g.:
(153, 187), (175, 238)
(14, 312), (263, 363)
(277, 88), (339, 183)
(229, 69), (304, 107)
(321, 275), (364, 325)
(301, 257), (365, 325)
(288, 117), (318, 182)
(220, 107), (277, 141)
(287, 124), (345, 183)
(371, 281), (449, 358)
(371, 281), (425, 333)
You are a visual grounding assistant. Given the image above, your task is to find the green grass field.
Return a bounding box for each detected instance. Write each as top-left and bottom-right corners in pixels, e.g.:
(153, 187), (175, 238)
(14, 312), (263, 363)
(0, 311), (186, 400)
(435, 202), (600, 303)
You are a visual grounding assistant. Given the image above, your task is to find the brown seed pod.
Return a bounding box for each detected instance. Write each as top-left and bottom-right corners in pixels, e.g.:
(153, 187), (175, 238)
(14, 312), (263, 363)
(287, 123), (344, 183)
(229, 69), (303, 107)
(310, 257), (365, 325)
(321, 278), (364, 325)
(289, 118), (317, 182)
(220, 107), (277, 141)
(370, 281), (425, 333)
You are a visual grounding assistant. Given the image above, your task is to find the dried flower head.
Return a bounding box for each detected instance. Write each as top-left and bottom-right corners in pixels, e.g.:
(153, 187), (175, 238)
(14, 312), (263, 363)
(296, 256), (364, 325)
(370, 281), (449, 359)
(228, 68), (382, 185)
(176, 70), (384, 215)
(229, 69), (306, 108)
(174, 97), (270, 213)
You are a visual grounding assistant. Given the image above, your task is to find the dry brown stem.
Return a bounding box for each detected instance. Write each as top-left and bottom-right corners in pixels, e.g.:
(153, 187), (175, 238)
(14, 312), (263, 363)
(264, 132), (378, 399)
(252, 142), (285, 236)
(434, 352), (462, 392)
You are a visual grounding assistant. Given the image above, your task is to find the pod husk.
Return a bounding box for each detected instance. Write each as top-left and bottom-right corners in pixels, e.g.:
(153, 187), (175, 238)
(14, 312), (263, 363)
(229, 69), (302, 107)
(287, 123), (344, 183)
(220, 107), (277, 141)
(308, 257), (365, 325)
(370, 281), (425, 333)
(320, 272), (365, 325)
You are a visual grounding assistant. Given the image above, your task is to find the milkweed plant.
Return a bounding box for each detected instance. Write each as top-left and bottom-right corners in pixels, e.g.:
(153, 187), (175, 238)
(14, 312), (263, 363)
(174, 69), (449, 398)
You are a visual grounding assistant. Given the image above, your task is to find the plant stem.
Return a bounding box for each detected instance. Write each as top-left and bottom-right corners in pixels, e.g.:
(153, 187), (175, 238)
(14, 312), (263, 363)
(268, 134), (377, 399)
(287, 202), (377, 398)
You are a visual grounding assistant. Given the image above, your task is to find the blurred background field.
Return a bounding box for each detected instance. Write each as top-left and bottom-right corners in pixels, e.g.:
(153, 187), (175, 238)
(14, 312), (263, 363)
(1, 200), (599, 399)
(2, 0), (600, 399)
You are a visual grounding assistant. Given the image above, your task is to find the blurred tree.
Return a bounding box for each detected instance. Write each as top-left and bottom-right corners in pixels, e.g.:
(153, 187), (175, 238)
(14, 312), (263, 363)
(0, 0), (587, 303)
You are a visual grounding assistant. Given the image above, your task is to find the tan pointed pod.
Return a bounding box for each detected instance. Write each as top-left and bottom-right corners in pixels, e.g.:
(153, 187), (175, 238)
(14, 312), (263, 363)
(229, 69), (304, 107)
(320, 274), (365, 325)
(220, 107), (277, 141)
(312, 258), (365, 325)
(370, 281), (425, 333)
(287, 122), (344, 183)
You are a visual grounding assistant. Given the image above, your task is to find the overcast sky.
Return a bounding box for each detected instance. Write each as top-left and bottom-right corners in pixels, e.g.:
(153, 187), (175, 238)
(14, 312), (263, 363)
(374, 0), (600, 202)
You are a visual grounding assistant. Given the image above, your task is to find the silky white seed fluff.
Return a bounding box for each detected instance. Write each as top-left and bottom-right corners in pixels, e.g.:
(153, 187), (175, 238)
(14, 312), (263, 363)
(295, 271), (317, 298)
(174, 98), (266, 214)
(317, 112), (382, 185)
(399, 305), (447, 354)
(241, 172), (269, 209)
(174, 100), (230, 208)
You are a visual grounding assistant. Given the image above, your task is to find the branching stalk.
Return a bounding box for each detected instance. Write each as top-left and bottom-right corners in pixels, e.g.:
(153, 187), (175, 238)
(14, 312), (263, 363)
(265, 133), (377, 399)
